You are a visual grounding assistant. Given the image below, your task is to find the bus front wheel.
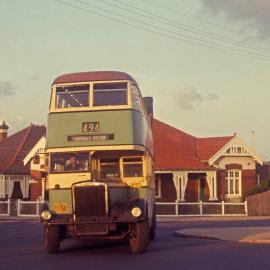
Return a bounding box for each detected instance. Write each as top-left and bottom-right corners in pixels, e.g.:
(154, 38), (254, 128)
(129, 220), (149, 253)
(45, 224), (60, 254)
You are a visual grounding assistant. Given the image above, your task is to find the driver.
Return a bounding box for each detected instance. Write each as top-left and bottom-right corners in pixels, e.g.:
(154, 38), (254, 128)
(65, 154), (84, 171)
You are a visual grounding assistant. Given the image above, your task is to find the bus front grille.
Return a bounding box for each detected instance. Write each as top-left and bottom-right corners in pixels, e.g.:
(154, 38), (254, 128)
(73, 183), (108, 235)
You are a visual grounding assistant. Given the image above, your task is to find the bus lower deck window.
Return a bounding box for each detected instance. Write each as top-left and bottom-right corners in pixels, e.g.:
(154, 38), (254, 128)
(56, 85), (89, 109)
(93, 82), (127, 106)
(123, 158), (143, 178)
(50, 153), (89, 173)
(100, 158), (120, 179)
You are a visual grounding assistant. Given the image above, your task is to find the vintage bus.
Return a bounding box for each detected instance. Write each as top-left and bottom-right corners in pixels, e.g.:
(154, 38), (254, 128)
(40, 71), (156, 253)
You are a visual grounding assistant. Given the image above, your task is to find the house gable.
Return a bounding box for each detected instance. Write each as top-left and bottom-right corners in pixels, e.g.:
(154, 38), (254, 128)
(0, 125), (46, 174)
(23, 136), (46, 166)
(208, 136), (263, 167)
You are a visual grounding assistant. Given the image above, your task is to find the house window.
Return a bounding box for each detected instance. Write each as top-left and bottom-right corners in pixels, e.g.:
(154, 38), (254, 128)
(33, 155), (40, 165)
(155, 175), (162, 198)
(225, 170), (241, 196)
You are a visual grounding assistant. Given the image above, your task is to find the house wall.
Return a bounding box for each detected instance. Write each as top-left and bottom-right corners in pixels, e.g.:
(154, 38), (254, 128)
(155, 168), (257, 203)
(217, 170), (226, 200)
(214, 156), (257, 202)
(215, 156), (256, 170)
(29, 170), (43, 200)
(30, 154), (46, 172)
(29, 182), (42, 200)
(217, 169), (256, 202)
(242, 170), (257, 198)
(185, 174), (210, 202)
(156, 173), (176, 202)
(185, 179), (198, 202)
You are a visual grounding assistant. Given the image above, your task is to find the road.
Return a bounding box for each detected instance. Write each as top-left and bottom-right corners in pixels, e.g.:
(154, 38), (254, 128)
(1, 219), (270, 270)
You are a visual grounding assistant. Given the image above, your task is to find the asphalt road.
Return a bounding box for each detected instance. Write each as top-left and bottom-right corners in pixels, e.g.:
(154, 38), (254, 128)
(1, 219), (270, 270)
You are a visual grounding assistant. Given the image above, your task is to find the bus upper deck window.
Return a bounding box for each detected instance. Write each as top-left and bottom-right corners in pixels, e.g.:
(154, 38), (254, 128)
(93, 82), (127, 106)
(131, 84), (143, 111)
(56, 85), (89, 109)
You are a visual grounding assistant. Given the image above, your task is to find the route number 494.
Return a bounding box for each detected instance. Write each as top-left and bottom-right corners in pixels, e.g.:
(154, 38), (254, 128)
(82, 122), (100, 133)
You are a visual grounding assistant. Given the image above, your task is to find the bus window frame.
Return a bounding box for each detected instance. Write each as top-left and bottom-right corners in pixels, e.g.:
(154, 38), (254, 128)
(55, 84), (90, 109)
(98, 158), (121, 180)
(49, 152), (90, 174)
(93, 82), (129, 107)
(49, 80), (133, 113)
(120, 156), (145, 180)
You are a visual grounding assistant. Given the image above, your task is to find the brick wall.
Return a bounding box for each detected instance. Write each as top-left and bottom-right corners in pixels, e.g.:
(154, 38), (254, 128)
(157, 173), (176, 202)
(217, 170), (225, 201)
(29, 182), (42, 200)
(242, 169), (257, 198)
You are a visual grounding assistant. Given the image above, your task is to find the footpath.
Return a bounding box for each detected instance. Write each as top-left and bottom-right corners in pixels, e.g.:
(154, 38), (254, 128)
(166, 216), (270, 244)
(0, 216), (39, 223)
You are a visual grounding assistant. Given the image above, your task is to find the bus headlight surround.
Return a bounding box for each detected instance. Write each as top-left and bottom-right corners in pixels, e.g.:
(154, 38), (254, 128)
(41, 210), (52, 221)
(131, 207), (142, 218)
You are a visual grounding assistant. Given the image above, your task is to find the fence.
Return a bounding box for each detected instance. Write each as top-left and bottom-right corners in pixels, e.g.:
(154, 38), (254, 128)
(1, 200), (247, 217)
(156, 201), (248, 217)
(17, 199), (44, 217)
(247, 190), (270, 216)
(0, 199), (10, 216)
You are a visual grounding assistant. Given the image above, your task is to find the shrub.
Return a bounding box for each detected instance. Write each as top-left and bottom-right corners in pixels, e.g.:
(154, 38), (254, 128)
(245, 179), (270, 197)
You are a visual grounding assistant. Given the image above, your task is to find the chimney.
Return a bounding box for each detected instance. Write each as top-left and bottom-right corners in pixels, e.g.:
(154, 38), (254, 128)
(0, 120), (9, 142)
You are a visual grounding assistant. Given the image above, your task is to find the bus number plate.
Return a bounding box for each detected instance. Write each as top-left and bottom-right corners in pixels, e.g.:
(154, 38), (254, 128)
(82, 122), (100, 133)
(53, 203), (68, 213)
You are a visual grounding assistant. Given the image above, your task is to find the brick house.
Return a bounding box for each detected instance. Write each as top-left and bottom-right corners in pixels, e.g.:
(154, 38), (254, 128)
(153, 119), (262, 202)
(22, 118), (263, 203)
(0, 122), (46, 200)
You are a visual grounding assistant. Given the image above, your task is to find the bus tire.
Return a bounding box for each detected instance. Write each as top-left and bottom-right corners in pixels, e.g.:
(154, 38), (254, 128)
(45, 224), (60, 254)
(129, 220), (149, 254)
(149, 207), (157, 241)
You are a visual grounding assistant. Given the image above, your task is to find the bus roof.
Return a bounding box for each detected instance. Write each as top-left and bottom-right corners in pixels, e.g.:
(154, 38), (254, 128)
(53, 71), (137, 85)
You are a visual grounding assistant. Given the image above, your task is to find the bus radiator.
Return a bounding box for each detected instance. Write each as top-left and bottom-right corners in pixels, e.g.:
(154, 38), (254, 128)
(73, 183), (108, 235)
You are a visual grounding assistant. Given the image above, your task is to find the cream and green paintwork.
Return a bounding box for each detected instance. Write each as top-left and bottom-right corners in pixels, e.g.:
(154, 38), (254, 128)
(45, 76), (154, 219)
(46, 109), (153, 154)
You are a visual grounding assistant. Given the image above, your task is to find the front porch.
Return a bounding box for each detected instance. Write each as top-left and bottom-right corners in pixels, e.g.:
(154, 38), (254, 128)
(0, 175), (31, 200)
(155, 170), (218, 202)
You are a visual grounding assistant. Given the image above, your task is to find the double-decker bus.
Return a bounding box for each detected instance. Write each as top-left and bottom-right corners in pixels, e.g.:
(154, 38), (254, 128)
(40, 71), (156, 254)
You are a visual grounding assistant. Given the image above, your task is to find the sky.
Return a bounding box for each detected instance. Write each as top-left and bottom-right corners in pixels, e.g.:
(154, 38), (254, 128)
(1, 0), (270, 159)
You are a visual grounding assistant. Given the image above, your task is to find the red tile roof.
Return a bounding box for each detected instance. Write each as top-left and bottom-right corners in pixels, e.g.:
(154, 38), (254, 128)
(197, 136), (234, 161)
(53, 71), (136, 85)
(153, 119), (233, 171)
(0, 125), (46, 175)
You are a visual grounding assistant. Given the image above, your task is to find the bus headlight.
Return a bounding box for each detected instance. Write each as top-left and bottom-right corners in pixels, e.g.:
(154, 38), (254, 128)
(131, 207), (142, 218)
(41, 210), (52, 221)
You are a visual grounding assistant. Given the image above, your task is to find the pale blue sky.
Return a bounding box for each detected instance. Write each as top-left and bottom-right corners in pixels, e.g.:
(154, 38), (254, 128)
(1, 0), (270, 159)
